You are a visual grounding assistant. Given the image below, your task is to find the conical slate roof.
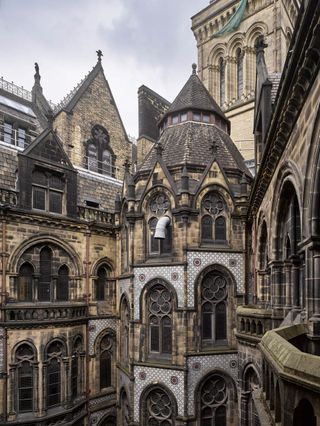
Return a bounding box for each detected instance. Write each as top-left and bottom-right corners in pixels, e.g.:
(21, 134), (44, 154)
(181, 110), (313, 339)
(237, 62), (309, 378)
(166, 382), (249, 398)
(139, 121), (250, 176)
(162, 64), (227, 122)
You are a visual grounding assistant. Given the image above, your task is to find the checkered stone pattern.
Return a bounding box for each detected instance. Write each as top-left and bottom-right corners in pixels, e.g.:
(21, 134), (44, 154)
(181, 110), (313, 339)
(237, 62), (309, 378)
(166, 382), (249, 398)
(187, 251), (245, 306)
(133, 265), (185, 319)
(119, 277), (132, 303)
(0, 328), (4, 372)
(89, 393), (115, 408)
(133, 365), (185, 422)
(88, 318), (116, 355)
(90, 407), (114, 425)
(187, 353), (239, 416)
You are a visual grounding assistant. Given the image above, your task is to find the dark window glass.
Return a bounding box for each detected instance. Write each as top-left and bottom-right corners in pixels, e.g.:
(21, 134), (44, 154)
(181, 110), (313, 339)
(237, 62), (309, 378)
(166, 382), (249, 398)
(201, 273), (227, 345)
(219, 57), (225, 106)
(202, 216), (213, 240)
(47, 358), (60, 407)
(180, 112), (187, 122)
(71, 357), (78, 399)
(102, 150), (112, 176)
(201, 376), (227, 425)
(18, 263), (33, 302)
(57, 265), (69, 301)
(172, 115), (179, 124)
(4, 122), (13, 144)
(215, 302), (227, 340)
(148, 285), (172, 355)
(33, 170), (46, 185)
(100, 351), (111, 389)
(162, 317), (172, 353)
(161, 225), (172, 254)
(38, 247), (52, 301)
(193, 112), (201, 121)
(33, 187), (46, 210)
(215, 216), (226, 241)
(237, 48), (243, 100)
(17, 128), (26, 148)
(49, 191), (62, 214)
(149, 218), (160, 253)
(88, 143), (98, 172)
(96, 266), (109, 300)
(49, 175), (64, 190)
(18, 361), (33, 412)
(203, 114), (210, 123)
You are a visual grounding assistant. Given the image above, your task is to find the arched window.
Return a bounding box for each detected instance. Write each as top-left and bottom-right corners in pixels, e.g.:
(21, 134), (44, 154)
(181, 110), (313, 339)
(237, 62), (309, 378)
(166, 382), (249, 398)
(95, 265), (110, 301)
(120, 390), (130, 425)
(18, 263), (33, 302)
(201, 271), (227, 345)
(38, 247), (52, 301)
(87, 143), (98, 173)
(149, 217), (172, 255)
(144, 388), (174, 425)
(148, 284), (172, 356)
(236, 48), (243, 100)
(120, 299), (130, 366)
(201, 192), (228, 244)
(71, 337), (82, 400)
(202, 216), (213, 240)
(102, 150), (112, 176)
(46, 341), (64, 408)
(99, 332), (115, 390)
(56, 265), (69, 301)
(215, 216), (226, 241)
(16, 344), (35, 413)
(219, 57), (225, 106)
(200, 375), (227, 426)
(244, 367), (260, 426)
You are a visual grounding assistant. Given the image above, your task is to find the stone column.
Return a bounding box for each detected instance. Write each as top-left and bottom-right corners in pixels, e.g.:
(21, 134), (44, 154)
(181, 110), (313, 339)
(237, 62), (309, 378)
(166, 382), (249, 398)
(311, 252), (320, 335)
(240, 391), (250, 426)
(283, 261), (292, 310)
(291, 255), (300, 310)
(271, 262), (283, 308)
(62, 357), (70, 408)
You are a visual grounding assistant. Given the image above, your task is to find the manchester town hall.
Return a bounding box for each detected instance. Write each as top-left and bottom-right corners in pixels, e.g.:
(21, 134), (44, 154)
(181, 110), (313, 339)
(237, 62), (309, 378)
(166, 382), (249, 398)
(0, 0), (319, 425)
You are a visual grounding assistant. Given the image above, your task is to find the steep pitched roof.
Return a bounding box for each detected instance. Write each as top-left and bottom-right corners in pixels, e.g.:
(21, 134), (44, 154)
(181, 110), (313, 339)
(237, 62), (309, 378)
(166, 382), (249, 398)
(53, 62), (103, 113)
(139, 121), (250, 176)
(162, 64), (227, 122)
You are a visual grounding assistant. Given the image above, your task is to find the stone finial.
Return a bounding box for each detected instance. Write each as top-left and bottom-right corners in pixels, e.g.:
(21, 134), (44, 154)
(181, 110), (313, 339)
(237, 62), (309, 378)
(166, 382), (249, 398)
(123, 158), (131, 173)
(210, 140), (219, 155)
(192, 63), (197, 75)
(34, 62), (41, 85)
(255, 36), (268, 56)
(46, 109), (54, 129)
(96, 49), (103, 62)
(155, 142), (164, 158)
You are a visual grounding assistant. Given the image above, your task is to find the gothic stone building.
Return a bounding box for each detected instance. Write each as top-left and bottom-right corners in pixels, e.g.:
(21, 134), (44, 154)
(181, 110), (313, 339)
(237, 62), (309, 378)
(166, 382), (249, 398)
(0, 0), (320, 425)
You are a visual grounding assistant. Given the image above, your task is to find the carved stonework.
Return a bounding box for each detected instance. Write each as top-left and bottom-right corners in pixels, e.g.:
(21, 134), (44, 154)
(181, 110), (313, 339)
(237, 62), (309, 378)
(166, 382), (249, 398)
(150, 194), (170, 215)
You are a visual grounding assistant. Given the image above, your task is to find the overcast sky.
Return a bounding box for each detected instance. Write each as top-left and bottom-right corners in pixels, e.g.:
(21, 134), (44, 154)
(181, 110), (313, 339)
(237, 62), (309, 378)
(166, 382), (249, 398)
(0, 0), (209, 137)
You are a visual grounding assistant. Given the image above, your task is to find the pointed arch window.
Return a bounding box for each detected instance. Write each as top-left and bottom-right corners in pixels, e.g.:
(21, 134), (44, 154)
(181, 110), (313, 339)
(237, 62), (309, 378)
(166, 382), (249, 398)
(149, 217), (172, 255)
(145, 388), (174, 425)
(71, 337), (83, 399)
(38, 247), (52, 301)
(236, 48), (243, 100)
(18, 262), (33, 302)
(95, 265), (111, 301)
(201, 272), (227, 345)
(46, 341), (64, 408)
(99, 333), (114, 390)
(219, 57), (225, 106)
(200, 375), (227, 426)
(120, 299), (130, 365)
(56, 265), (69, 301)
(16, 344), (35, 413)
(148, 284), (172, 356)
(201, 193), (228, 244)
(86, 125), (115, 177)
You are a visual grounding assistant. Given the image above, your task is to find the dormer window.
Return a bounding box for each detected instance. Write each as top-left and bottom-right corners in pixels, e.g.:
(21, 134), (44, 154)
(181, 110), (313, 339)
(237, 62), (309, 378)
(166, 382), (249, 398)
(193, 112), (201, 121)
(181, 112), (187, 122)
(85, 125), (115, 177)
(32, 170), (64, 214)
(172, 115), (179, 124)
(203, 114), (210, 123)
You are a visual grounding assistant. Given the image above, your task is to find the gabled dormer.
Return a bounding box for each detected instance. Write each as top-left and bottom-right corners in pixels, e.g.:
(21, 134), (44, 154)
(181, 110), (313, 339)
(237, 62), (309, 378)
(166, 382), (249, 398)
(18, 127), (77, 217)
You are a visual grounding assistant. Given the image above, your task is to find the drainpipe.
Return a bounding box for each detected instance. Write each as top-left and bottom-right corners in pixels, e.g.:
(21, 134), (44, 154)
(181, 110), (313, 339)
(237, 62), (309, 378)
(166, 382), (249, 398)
(154, 216), (171, 239)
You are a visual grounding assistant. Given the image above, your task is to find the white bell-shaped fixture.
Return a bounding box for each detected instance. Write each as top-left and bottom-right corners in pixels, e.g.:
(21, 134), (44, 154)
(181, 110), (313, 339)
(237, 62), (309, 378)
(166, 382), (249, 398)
(154, 216), (171, 239)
